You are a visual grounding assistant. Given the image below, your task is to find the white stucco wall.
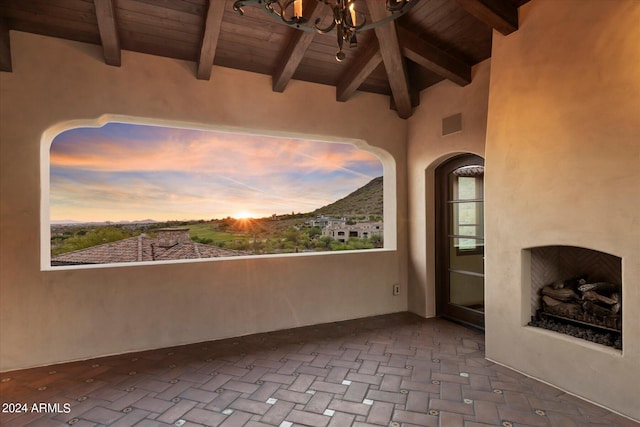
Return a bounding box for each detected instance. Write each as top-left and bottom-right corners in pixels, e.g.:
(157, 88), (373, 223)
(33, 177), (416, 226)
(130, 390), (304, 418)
(406, 60), (490, 317)
(484, 0), (640, 420)
(0, 32), (409, 371)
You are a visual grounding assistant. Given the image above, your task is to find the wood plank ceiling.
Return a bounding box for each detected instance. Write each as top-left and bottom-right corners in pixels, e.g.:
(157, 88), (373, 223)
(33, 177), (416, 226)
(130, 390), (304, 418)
(0, 0), (529, 119)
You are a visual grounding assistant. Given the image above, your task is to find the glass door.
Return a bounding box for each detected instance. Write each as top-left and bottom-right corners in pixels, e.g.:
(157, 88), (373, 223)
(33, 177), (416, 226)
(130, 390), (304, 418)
(436, 154), (485, 328)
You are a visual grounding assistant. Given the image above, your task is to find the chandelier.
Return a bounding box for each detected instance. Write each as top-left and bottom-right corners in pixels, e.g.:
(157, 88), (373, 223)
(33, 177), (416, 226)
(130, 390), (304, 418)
(233, 0), (420, 61)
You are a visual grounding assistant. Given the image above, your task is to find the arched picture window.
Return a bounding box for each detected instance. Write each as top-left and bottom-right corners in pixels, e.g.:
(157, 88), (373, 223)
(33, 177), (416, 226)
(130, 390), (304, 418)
(45, 121), (386, 268)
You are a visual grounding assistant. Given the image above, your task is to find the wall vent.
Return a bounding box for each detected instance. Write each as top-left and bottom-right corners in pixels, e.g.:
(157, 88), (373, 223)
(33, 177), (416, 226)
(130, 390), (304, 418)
(442, 113), (462, 136)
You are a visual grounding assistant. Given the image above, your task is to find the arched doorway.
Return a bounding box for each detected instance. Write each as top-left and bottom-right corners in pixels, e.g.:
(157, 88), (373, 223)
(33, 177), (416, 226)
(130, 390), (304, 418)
(435, 154), (485, 329)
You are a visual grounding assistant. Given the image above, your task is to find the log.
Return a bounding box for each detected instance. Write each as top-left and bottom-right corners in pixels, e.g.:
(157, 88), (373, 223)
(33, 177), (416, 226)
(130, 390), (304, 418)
(544, 302), (582, 318)
(582, 290), (617, 305)
(582, 301), (615, 317)
(542, 295), (563, 307)
(577, 282), (620, 295)
(551, 275), (588, 290)
(541, 286), (579, 302)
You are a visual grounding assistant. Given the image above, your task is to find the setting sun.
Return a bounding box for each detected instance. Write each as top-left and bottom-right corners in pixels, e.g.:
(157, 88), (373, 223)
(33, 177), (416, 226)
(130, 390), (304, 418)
(234, 210), (254, 220)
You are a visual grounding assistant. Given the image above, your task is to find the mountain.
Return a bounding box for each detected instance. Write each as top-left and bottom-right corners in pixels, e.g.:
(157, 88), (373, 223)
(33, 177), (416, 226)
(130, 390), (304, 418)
(51, 219), (158, 226)
(313, 176), (383, 217)
(50, 220), (84, 225)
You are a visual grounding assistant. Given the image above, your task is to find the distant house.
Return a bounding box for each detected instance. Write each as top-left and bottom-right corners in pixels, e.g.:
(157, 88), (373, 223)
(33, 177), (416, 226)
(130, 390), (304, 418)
(323, 222), (383, 242)
(306, 215), (346, 228)
(51, 228), (246, 266)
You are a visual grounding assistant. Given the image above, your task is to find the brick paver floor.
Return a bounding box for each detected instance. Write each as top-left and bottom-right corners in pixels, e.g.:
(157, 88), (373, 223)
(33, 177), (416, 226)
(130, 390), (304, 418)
(1, 313), (637, 426)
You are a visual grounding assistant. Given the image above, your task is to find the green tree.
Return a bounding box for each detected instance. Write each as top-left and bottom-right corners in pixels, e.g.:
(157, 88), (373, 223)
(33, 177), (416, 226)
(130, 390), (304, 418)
(192, 235), (213, 244)
(308, 226), (322, 239)
(315, 236), (332, 250)
(51, 226), (137, 256)
(284, 227), (300, 244)
(329, 240), (349, 251)
(370, 234), (384, 248)
(345, 238), (374, 250)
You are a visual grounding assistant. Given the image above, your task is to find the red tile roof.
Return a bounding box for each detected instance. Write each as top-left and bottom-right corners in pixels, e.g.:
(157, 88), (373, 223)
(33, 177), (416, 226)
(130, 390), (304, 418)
(51, 232), (247, 266)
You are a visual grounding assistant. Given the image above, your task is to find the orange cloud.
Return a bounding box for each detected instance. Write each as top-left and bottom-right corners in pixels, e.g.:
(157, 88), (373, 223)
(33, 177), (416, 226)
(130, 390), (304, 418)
(49, 125), (383, 222)
(51, 131), (380, 177)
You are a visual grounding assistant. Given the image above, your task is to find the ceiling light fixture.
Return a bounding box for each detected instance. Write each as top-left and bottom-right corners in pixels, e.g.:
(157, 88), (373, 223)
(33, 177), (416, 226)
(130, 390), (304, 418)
(233, 0), (420, 61)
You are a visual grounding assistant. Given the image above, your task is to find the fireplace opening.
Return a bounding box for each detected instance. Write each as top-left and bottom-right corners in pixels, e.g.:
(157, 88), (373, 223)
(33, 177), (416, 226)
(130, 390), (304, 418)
(526, 246), (622, 350)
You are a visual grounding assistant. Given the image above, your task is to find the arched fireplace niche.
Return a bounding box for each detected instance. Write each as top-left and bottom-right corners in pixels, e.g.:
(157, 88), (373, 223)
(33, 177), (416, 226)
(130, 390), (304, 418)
(525, 246), (622, 350)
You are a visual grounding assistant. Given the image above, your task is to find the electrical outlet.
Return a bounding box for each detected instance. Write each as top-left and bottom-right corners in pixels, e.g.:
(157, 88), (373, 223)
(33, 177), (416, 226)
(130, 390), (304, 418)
(393, 284), (400, 296)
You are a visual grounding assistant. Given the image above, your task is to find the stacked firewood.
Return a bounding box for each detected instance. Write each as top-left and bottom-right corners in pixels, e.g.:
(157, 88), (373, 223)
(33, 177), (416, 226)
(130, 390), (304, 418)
(540, 276), (621, 330)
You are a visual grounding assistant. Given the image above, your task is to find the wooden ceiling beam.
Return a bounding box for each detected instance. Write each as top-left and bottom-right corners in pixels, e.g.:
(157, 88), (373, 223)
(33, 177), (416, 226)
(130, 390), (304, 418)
(398, 28), (471, 87)
(0, 18), (11, 72)
(94, 0), (121, 66)
(336, 42), (382, 102)
(272, 1), (321, 92)
(390, 91), (420, 112)
(365, 0), (412, 119)
(453, 0), (518, 35)
(197, 0), (226, 80)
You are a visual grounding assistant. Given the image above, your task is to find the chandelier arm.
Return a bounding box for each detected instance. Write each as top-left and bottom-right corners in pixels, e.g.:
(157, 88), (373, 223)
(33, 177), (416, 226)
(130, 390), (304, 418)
(332, 3), (342, 25)
(232, 1), (247, 15)
(346, 13), (367, 31)
(386, 0), (409, 12)
(265, 1), (284, 18)
(336, 24), (346, 61)
(278, 0), (305, 25)
(315, 18), (336, 33)
(337, 26), (344, 50)
(315, 2), (340, 33)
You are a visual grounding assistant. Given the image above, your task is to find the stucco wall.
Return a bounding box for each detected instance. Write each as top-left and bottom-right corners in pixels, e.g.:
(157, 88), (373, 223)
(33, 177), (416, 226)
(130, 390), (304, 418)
(0, 32), (409, 371)
(484, 0), (640, 420)
(406, 60), (490, 317)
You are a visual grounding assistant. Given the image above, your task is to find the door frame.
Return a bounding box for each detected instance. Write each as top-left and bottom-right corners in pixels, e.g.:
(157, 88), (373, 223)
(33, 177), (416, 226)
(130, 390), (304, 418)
(435, 153), (485, 329)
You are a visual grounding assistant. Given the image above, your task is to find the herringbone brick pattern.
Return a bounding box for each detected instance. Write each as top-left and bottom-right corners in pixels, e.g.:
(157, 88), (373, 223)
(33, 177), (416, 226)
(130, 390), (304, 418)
(1, 313), (637, 426)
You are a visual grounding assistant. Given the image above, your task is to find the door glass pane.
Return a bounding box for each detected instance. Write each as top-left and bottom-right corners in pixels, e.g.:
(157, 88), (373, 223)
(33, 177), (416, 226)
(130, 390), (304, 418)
(457, 227), (478, 250)
(457, 176), (477, 199)
(449, 238), (484, 273)
(449, 270), (484, 311)
(449, 166), (483, 200)
(449, 201), (484, 238)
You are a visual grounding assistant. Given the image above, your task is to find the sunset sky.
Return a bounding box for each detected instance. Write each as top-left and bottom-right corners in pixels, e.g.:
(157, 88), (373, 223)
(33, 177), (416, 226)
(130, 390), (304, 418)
(50, 123), (383, 222)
